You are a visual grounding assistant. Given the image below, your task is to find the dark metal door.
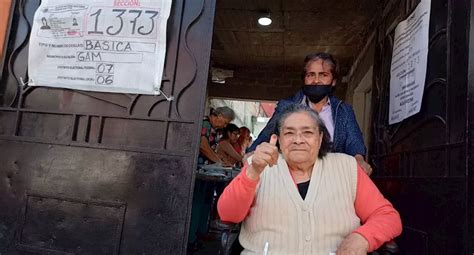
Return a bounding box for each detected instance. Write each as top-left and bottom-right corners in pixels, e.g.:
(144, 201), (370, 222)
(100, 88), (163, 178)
(0, 0), (215, 254)
(371, 0), (471, 253)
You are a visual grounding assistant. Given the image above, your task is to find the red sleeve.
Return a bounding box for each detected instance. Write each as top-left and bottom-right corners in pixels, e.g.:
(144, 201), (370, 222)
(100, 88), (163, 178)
(217, 164), (259, 223)
(201, 126), (208, 137)
(352, 165), (403, 252)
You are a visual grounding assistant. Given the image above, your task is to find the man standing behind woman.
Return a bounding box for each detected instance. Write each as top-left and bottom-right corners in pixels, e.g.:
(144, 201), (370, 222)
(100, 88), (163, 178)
(248, 52), (372, 175)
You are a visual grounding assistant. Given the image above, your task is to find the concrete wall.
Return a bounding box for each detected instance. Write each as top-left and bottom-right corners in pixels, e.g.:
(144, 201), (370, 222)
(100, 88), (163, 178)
(208, 67), (349, 102)
(345, 39), (375, 104)
(345, 36), (376, 153)
(208, 67), (302, 101)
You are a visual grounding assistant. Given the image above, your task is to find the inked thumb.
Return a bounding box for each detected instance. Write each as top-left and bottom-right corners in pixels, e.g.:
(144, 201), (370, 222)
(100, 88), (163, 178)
(269, 134), (278, 146)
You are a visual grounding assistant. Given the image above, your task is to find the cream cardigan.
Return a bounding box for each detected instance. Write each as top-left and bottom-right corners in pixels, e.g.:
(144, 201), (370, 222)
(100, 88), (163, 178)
(239, 153), (360, 255)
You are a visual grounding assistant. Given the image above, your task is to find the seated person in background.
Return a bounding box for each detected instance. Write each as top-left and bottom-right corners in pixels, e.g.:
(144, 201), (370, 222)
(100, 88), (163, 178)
(216, 123), (243, 166)
(189, 106), (235, 252)
(218, 104), (402, 255)
(234, 126), (253, 157)
(247, 52), (372, 175)
(198, 106), (235, 165)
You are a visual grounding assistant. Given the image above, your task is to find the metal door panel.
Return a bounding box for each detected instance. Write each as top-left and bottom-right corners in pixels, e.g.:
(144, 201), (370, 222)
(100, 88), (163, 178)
(371, 0), (470, 253)
(0, 0), (216, 254)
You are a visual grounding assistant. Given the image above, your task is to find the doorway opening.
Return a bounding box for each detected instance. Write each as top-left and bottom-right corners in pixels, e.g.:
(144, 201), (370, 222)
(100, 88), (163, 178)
(207, 98), (276, 140)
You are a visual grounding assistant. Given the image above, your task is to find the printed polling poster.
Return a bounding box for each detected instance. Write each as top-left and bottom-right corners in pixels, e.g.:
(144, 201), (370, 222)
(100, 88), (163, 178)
(389, 0), (431, 124)
(28, 0), (172, 95)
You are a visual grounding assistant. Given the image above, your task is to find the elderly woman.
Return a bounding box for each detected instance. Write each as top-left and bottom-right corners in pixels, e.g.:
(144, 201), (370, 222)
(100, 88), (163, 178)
(198, 106), (235, 165)
(189, 106), (235, 252)
(217, 104), (402, 254)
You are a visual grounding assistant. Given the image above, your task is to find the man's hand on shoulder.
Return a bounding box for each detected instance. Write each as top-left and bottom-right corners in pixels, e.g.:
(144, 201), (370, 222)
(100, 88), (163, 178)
(355, 154), (372, 176)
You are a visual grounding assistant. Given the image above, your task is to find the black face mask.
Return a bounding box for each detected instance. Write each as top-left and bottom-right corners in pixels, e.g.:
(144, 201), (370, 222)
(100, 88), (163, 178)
(302, 85), (333, 103)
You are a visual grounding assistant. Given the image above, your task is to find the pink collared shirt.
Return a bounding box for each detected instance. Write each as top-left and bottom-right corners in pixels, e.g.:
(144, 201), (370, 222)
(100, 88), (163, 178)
(303, 96), (334, 141)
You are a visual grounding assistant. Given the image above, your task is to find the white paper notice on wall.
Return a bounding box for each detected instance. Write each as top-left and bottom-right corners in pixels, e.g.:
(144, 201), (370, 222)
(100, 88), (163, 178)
(28, 0), (172, 95)
(388, 0), (431, 125)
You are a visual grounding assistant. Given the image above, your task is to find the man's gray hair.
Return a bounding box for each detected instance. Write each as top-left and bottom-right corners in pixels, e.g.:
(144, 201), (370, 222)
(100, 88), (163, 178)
(275, 104), (332, 158)
(212, 106), (235, 121)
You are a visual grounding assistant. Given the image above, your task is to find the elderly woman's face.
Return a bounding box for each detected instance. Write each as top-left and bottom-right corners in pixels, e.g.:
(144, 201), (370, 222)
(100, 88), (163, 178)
(279, 112), (322, 165)
(213, 115), (231, 129)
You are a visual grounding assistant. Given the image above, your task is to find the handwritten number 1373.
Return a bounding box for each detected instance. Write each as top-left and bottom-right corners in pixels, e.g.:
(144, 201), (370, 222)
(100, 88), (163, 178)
(88, 9), (159, 36)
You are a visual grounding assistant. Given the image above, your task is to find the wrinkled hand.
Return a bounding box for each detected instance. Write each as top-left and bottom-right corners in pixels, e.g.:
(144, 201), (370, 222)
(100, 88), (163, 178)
(336, 233), (369, 255)
(355, 155), (372, 176)
(246, 134), (278, 180)
(358, 160), (372, 176)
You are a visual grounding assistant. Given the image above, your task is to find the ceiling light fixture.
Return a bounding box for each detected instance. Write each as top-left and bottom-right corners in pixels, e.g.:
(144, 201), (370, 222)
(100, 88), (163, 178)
(258, 13), (272, 26)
